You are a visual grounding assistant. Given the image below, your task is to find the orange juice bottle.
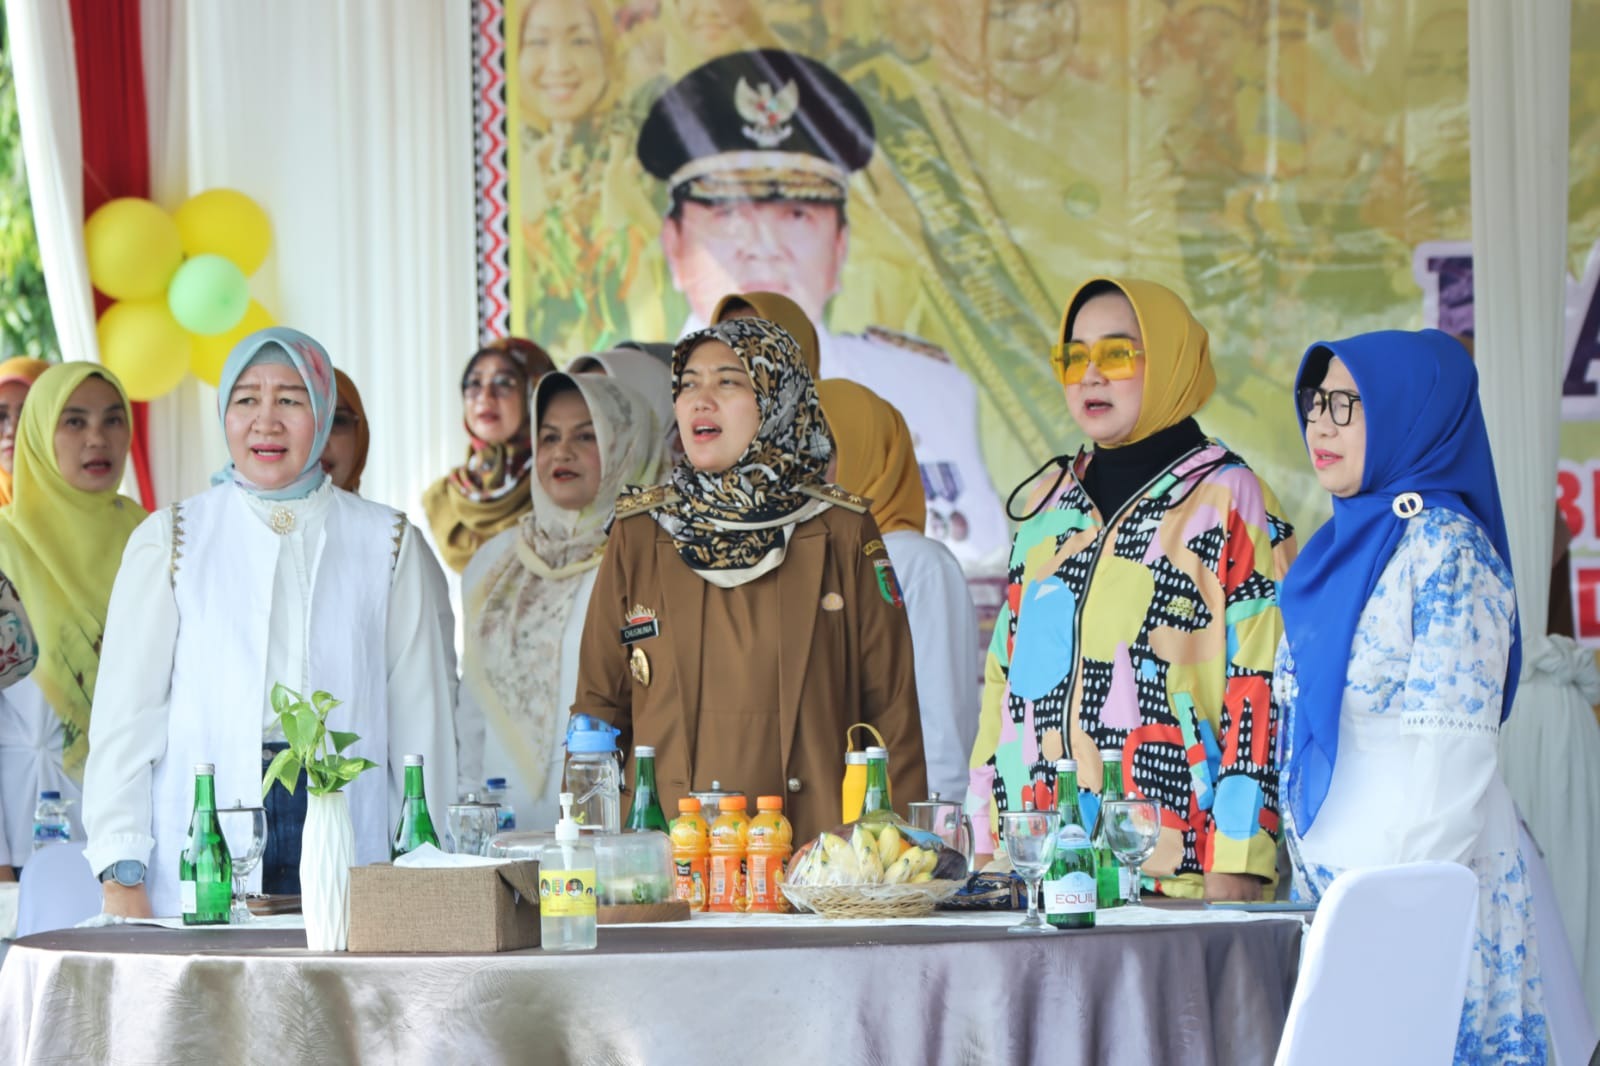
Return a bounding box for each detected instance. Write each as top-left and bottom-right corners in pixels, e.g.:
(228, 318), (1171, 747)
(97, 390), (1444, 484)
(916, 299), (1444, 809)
(746, 796), (794, 912)
(708, 796), (750, 913)
(669, 798), (710, 911)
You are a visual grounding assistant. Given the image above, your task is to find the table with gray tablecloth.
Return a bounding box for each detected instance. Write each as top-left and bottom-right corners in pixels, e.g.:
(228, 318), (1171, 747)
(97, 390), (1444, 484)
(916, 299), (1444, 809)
(0, 905), (1304, 1065)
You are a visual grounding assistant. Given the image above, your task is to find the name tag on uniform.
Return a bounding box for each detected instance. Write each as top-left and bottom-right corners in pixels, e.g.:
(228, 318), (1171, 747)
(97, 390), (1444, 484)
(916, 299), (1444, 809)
(619, 604), (659, 645)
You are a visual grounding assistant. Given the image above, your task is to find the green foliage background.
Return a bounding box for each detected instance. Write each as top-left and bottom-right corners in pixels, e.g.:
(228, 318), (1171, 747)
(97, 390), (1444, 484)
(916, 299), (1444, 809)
(0, 8), (57, 361)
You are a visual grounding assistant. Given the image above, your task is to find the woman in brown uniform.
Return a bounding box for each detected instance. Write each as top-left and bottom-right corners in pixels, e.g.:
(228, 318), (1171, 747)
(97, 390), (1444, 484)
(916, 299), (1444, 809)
(571, 317), (926, 842)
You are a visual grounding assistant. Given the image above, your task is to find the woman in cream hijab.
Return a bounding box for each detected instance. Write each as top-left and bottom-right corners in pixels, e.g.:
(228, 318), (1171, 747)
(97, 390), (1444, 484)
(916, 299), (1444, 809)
(967, 278), (1297, 902)
(457, 370), (665, 828)
(818, 378), (979, 804)
(568, 346), (677, 462)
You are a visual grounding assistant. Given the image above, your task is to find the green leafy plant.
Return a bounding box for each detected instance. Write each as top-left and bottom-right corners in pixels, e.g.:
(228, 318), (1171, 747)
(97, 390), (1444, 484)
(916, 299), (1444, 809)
(262, 684), (378, 797)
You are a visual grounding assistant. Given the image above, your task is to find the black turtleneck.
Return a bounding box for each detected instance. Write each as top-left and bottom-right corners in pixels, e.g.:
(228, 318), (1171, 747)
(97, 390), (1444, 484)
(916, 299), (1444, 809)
(1079, 417), (1207, 519)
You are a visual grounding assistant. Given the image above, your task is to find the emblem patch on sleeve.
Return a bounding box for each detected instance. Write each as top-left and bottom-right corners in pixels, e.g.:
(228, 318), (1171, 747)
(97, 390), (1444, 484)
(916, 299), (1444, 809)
(874, 558), (904, 608)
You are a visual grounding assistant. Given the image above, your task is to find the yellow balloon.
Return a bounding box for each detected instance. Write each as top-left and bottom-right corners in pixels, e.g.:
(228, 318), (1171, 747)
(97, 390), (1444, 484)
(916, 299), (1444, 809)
(83, 199), (183, 301)
(96, 300), (192, 401)
(189, 300), (276, 387)
(173, 189), (273, 275)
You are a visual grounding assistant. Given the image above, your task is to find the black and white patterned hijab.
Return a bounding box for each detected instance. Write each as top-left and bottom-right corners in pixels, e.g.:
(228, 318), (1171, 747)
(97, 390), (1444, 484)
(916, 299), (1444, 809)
(649, 317), (835, 587)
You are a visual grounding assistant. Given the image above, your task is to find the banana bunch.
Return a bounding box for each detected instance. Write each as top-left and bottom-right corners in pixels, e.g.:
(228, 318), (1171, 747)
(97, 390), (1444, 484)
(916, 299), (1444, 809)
(787, 821), (943, 887)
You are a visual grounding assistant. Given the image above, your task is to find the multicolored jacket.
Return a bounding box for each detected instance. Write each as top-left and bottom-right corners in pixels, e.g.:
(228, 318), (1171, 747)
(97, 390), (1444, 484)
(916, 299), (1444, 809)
(966, 441), (1297, 897)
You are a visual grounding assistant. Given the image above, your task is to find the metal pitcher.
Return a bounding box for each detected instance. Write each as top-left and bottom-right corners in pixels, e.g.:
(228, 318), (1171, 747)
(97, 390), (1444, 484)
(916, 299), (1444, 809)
(905, 792), (974, 869)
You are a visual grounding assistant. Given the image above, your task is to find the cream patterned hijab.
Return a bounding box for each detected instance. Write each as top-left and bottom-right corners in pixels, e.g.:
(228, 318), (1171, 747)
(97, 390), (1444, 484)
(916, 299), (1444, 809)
(462, 373), (664, 797)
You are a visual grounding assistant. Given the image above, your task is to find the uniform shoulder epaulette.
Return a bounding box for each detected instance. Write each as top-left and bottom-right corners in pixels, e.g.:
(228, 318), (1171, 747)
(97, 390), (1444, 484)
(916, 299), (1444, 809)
(801, 482), (872, 514)
(864, 325), (952, 364)
(613, 485), (678, 520)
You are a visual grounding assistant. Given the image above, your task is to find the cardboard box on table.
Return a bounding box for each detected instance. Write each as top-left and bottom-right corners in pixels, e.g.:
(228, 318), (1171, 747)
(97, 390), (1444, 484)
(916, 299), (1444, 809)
(347, 860), (541, 953)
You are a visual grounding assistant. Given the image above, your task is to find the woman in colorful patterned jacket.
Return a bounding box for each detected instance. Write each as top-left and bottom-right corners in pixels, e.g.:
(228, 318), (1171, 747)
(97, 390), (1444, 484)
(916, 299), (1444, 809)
(966, 277), (1297, 900)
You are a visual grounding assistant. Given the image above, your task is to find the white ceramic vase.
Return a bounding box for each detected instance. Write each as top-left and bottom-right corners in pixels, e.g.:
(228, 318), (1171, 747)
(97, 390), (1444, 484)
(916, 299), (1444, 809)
(300, 790), (355, 951)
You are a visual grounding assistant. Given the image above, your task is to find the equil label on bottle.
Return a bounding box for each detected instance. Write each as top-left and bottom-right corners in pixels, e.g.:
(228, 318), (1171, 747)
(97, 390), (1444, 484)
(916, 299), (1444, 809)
(1042, 872), (1097, 917)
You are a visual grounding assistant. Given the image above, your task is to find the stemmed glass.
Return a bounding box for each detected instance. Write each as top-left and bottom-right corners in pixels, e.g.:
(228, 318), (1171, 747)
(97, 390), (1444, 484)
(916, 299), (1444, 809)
(218, 803), (269, 923)
(1102, 799), (1161, 906)
(999, 810), (1060, 934)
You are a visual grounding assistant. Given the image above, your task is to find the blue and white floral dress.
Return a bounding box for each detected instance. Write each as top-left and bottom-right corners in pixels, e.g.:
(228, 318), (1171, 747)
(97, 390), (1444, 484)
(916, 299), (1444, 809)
(1274, 508), (1547, 1065)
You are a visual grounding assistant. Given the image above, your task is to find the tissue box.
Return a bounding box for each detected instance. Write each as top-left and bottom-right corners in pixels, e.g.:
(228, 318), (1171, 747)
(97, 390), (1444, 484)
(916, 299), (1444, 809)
(346, 860), (541, 953)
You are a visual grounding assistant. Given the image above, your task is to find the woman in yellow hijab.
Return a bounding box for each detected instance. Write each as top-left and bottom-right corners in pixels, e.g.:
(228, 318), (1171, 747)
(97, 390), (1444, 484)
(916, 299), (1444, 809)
(818, 378), (979, 805)
(712, 291), (821, 378)
(0, 362), (145, 874)
(0, 357), (53, 507)
(967, 277), (1297, 904)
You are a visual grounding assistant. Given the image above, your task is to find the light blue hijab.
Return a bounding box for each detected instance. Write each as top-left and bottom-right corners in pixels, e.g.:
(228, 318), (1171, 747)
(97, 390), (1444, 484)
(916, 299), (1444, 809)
(212, 327), (338, 501)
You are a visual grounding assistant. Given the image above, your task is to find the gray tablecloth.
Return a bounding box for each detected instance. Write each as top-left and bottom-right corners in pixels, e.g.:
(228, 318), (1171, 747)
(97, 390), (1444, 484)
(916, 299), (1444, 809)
(0, 910), (1302, 1065)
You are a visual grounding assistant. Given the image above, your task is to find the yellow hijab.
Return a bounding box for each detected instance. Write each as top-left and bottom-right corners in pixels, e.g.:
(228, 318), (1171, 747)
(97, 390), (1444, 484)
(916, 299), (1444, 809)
(0, 357), (53, 507)
(712, 291), (822, 378)
(0, 363), (146, 780)
(1059, 277), (1216, 447)
(817, 379), (926, 535)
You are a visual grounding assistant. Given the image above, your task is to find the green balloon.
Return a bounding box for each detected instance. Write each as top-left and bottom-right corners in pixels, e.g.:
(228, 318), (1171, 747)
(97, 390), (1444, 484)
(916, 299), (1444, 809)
(166, 254), (250, 336)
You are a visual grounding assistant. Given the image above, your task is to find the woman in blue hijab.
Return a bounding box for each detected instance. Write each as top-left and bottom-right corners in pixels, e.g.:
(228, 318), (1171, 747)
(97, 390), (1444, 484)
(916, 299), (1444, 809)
(84, 328), (458, 920)
(1276, 330), (1547, 1064)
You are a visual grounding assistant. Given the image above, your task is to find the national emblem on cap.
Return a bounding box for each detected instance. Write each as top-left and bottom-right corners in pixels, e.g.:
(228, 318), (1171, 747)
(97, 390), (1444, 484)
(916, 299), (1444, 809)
(637, 49), (876, 206)
(736, 77), (799, 148)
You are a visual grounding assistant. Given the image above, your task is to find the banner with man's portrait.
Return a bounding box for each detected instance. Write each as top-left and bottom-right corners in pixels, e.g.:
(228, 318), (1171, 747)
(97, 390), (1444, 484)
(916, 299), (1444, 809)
(472, 0), (1600, 629)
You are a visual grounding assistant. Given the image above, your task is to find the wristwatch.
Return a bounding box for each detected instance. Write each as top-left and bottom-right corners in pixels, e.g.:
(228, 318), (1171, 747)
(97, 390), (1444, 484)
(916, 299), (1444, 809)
(98, 860), (146, 887)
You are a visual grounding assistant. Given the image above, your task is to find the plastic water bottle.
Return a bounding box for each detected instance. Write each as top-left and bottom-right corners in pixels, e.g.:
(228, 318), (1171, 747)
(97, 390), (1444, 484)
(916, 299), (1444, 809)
(32, 790), (71, 850)
(483, 778), (517, 831)
(564, 715), (622, 835)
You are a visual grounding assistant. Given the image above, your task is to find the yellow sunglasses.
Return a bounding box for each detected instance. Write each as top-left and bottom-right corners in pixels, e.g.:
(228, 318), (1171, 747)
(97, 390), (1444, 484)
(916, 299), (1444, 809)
(1049, 337), (1144, 385)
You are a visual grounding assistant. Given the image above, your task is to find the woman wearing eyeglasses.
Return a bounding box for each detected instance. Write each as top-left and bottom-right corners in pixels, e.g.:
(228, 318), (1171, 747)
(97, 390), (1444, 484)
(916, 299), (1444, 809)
(1276, 332), (1546, 1063)
(967, 277), (1297, 902)
(423, 338), (557, 572)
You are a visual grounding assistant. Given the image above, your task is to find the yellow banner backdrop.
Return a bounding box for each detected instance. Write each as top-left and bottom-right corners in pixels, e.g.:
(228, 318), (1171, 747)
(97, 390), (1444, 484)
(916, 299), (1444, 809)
(506, 0), (1600, 597)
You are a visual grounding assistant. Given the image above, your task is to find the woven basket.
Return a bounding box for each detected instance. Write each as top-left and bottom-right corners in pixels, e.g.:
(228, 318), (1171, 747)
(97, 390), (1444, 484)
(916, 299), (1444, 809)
(780, 879), (966, 919)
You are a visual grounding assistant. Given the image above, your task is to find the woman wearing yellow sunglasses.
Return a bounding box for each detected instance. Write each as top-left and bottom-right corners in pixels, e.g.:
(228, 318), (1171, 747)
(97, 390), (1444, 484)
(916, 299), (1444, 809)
(966, 277), (1298, 903)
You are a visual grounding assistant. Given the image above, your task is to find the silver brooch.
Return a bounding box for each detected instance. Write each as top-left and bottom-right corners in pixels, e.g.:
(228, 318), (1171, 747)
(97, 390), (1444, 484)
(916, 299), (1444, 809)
(269, 506), (296, 535)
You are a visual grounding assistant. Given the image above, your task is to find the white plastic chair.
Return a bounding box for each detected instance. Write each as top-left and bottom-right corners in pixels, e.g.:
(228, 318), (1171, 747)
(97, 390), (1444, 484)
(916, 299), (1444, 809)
(1275, 862), (1477, 1066)
(15, 841), (102, 936)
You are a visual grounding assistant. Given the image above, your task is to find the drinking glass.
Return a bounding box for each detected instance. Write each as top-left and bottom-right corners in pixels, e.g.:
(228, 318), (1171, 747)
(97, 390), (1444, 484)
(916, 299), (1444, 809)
(1102, 799), (1162, 905)
(218, 803), (269, 923)
(999, 810), (1060, 934)
(447, 801), (499, 857)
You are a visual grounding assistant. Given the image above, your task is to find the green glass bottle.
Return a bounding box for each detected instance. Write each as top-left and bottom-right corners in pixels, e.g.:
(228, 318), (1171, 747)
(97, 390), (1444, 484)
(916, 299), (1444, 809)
(861, 746), (893, 820)
(1091, 747), (1128, 909)
(625, 746), (671, 832)
(179, 762), (232, 925)
(1043, 759), (1096, 929)
(391, 754), (440, 859)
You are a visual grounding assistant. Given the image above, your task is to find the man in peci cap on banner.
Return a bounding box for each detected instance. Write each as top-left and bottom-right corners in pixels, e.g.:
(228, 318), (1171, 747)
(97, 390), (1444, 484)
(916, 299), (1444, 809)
(637, 48), (1008, 575)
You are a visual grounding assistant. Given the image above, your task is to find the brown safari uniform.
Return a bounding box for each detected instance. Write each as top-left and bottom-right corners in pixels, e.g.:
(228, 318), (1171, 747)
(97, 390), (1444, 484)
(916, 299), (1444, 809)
(571, 483), (927, 843)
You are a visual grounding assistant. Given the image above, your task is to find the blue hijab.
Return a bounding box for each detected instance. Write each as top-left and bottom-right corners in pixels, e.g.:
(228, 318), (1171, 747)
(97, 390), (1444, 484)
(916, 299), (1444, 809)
(1279, 329), (1519, 833)
(212, 327), (337, 501)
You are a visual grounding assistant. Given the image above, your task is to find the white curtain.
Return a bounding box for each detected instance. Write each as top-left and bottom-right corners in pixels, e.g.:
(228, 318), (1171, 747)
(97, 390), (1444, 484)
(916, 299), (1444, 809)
(139, 0), (480, 529)
(4, 0), (97, 367)
(1471, 0), (1600, 1034)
